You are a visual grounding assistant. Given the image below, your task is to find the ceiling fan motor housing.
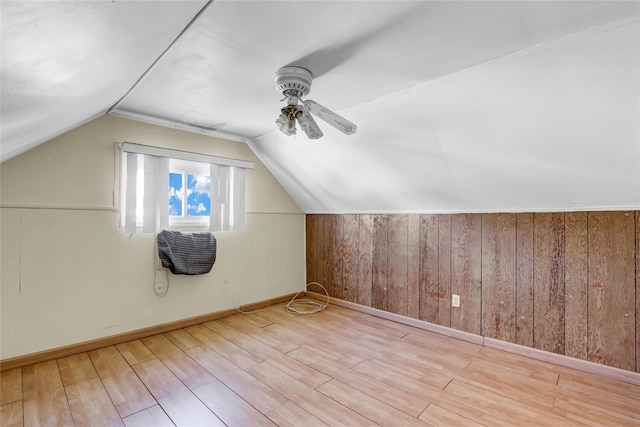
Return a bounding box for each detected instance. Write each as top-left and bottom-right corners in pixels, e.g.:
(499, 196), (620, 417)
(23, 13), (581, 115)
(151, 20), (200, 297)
(275, 66), (313, 98)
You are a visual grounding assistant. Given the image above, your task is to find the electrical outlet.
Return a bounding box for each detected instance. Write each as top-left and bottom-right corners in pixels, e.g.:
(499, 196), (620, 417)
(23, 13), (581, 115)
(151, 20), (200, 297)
(452, 294), (460, 308)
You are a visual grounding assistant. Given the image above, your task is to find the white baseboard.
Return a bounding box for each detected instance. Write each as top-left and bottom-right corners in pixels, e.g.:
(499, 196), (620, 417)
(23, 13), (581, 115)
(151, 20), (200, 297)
(307, 292), (640, 387)
(483, 338), (640, 386)
(308, 292), (483, 346)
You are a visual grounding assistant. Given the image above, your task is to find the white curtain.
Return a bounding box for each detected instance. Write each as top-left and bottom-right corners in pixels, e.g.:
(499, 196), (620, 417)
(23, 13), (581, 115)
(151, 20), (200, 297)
(210, 164), (246, 231)
(121, 153), (169, 233)
(120, 143), (250, 234)
(232, 167), (246, 231)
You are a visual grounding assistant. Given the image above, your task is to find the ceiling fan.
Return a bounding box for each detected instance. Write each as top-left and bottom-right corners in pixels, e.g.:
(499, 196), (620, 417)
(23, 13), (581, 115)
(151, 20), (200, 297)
(274, 66), (357, 139)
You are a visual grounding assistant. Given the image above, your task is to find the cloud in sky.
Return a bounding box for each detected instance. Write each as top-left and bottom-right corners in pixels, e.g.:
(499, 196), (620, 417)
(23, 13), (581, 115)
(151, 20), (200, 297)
(187, 174), (210, 216)
(191, 175), (210, 195)
(167, 172), (211, 217)
(188, 203), (207, 214)
(169, 186), (183, 200)
(169, 172), (183, 216)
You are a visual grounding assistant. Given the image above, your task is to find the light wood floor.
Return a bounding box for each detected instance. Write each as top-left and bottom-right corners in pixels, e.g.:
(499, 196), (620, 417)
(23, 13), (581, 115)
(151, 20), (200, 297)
(1, 303), (639, 427)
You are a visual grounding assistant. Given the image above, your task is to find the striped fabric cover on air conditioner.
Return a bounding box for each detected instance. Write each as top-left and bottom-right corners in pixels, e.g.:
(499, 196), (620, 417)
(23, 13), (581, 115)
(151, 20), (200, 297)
(157, 230), (217, 275)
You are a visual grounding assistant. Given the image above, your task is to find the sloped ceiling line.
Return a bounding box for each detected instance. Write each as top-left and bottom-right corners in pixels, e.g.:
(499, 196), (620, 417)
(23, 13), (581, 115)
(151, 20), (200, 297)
(345, 13), (640, 116)
(0, 0), (209, 162)
(2, 2), (638, 214)
(108, 0), (213, 115)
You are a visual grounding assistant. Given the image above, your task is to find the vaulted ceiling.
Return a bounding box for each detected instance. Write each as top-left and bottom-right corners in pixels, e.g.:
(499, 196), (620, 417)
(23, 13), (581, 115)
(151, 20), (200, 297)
(2, 1), (639, 213)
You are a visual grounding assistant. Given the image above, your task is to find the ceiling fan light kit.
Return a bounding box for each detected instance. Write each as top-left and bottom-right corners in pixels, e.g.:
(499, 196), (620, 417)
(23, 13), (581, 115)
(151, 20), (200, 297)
(274, 66), (357, 140)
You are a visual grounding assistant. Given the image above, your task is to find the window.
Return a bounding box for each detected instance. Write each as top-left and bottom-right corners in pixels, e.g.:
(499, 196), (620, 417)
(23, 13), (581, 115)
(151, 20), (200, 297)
(168, 159), (211, 226)
(119, 142), (254, 233)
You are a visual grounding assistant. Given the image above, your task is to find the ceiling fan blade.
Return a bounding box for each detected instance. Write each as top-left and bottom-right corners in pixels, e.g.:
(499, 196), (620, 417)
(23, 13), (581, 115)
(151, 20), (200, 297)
(286, 46), (355, 80)
(286, 3), (427, 79)
(303, 100), (357, 135)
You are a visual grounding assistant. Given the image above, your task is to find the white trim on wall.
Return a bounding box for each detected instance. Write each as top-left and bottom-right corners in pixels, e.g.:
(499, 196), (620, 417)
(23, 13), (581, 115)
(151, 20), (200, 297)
(118, 142), (254, 170)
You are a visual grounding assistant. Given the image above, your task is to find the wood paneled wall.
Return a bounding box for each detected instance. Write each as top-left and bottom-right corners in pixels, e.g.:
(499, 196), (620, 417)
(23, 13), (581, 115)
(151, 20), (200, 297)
(306, 211), (640, 373)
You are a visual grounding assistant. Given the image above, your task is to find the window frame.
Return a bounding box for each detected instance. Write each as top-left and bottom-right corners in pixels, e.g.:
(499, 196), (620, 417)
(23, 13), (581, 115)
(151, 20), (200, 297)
(168, 158), (211, 228)
(118, 142), (254, 233)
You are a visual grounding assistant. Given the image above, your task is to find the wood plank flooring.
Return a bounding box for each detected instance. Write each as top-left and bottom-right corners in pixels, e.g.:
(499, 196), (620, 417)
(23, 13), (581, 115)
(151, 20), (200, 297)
(2, 303), (639, 426)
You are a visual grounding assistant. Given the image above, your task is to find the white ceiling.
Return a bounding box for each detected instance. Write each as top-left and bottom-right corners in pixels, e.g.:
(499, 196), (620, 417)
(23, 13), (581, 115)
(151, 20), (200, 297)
(2, 1), (639, 213)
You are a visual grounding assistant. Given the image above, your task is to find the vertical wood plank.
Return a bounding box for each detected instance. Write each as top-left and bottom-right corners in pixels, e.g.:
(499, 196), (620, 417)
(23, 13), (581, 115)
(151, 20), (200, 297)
(419, 215), (439, 323)
(357, 215), (374, 307)
(564, 211), (588, 360)
(324, 215), (337, 297)
(438, 215), (452, 327)
(516, 213), (534, 347)
(341, 215), (359, 302)
(330, 215), (342, 298)
(637, 211), (640, 373)
(372, 215), (389, 311)
(407, 215), (421, 320)
(533, 212), (566, 354)
(388, 215), (409, 316)
(588, 211), (635, 370)
(329, 215), (344, 298)
(305, 214), (318, 284)
(315, 215), (327, 292)
(451, 213), (482, 334)
(481, 213), (517, 342)
(334, 215), (345, 300)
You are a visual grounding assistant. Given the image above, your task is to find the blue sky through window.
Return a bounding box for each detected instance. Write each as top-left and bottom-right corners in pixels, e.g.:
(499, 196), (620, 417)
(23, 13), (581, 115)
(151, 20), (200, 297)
(168, 171), (210, 218)
(169, 172), (183, 216)
(187, 174), (211, 216)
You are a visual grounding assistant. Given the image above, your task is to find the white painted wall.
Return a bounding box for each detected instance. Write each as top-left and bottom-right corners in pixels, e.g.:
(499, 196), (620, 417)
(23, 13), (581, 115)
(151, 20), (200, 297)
(0, 115), (305, 359)
(252, 16), (640, 213)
